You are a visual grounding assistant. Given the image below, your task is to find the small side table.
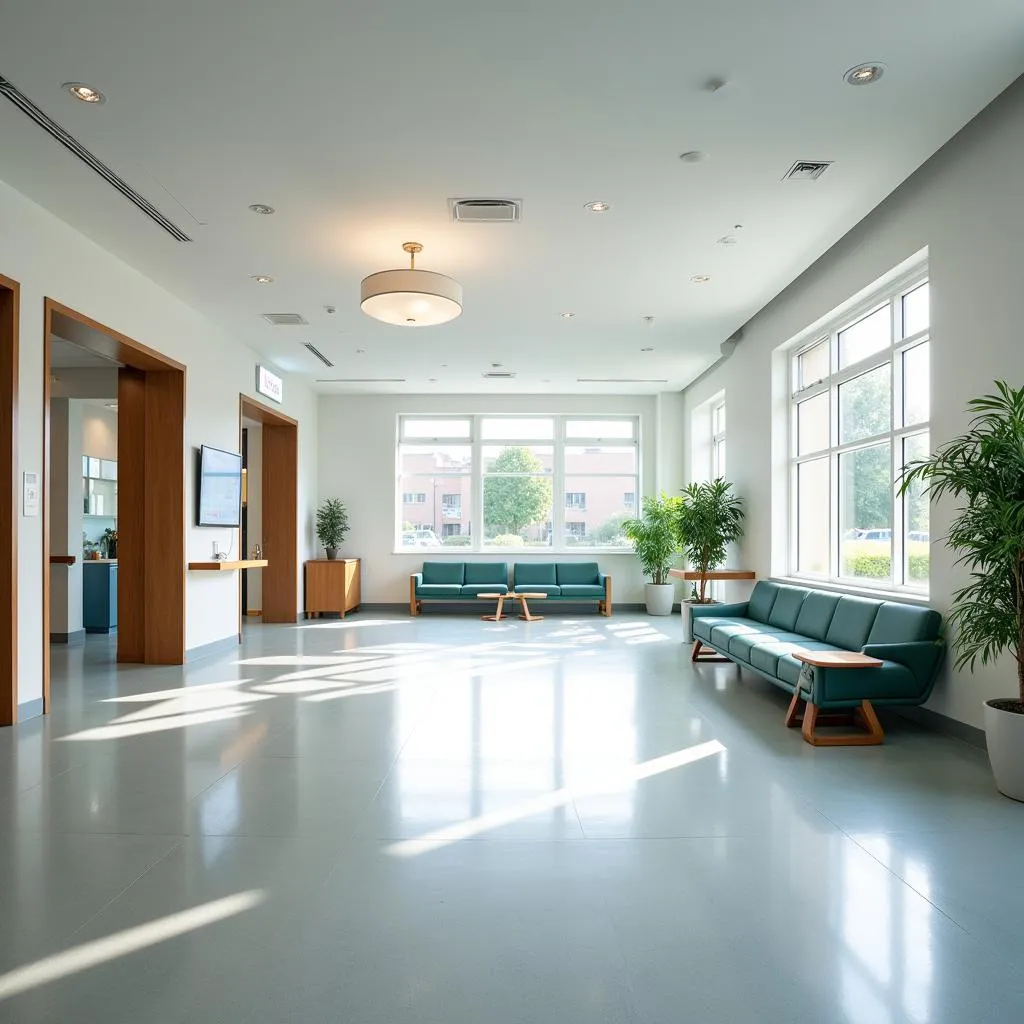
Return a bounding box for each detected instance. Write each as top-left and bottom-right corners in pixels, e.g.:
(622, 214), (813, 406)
(786, 650), (884, 746)
(304, 558), (361, 619)
(477, 592), (508, 621)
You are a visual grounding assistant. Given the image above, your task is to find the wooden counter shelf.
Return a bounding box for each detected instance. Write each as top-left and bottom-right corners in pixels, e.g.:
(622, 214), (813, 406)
(669, 569), (756, 581)
(188, 559), (269, 571)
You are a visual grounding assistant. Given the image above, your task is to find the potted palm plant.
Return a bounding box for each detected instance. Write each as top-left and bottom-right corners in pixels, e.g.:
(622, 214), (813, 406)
(675, 479), (745, 641)
(315, 498), (350, 560)
(623, 493), (681, 615)
(900, 381), (1024, 800)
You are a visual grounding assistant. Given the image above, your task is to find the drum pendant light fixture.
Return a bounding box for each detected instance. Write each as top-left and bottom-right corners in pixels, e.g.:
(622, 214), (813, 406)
(360, 242), (463, 326)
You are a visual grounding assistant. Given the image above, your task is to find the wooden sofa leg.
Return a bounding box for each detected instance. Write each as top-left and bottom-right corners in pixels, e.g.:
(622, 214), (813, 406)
(691, 640), (730, 663)
(799, 699), (884, 746)
(602, 578), (612, 616)
(409, 577), (419, 617)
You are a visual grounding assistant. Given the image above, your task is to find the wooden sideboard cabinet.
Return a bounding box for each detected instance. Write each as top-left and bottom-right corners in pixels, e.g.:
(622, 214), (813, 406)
(304, 558), (361, 618)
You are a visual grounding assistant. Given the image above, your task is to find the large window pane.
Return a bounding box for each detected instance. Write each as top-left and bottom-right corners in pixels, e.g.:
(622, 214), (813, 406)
(562, 476), (636, 548)
(903, 432), (930, 587)
(797, 393), (829, 455)
(564, 445), (637, 474)
(399, 444), (471, 476)
(903, 342), (930, 426)
(839, 365), (891, 444)
(565, 419), (635, 439)
(402, 418), (471, 439)
(902, 283), (929, 337)
(839, 306), (890, 368)
(797, 458), (830, 575)
(839, 443), (892, 581)
(798, 340), (829, 388)
(483, 444), (552, 546)
(399, 475), (471, 548)
(481, 418), (553, 441)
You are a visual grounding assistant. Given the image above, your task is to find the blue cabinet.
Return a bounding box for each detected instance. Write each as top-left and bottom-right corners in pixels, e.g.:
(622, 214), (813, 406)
(83, 561), (118, 634)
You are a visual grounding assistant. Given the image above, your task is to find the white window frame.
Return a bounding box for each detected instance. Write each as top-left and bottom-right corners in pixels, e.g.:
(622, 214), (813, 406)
(396, 414), (640, 553)
(787, 267), (930, 595)
(711, 399), (726, 479)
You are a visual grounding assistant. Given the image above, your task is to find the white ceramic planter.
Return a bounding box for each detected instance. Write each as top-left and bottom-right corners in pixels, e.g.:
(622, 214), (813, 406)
(984, 698), (1024, 801)
(680, 599), (717, 642)
(645, 583), (675, 616)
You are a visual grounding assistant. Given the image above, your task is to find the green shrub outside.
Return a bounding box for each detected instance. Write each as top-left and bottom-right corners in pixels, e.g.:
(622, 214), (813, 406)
(841, 553), (929, 580)
(489, 534), (525, 547)
(441, 535), (472, 547)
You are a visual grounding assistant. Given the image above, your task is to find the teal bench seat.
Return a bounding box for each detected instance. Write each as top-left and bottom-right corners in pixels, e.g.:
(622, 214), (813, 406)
(512, 562), (611, 616)
(410, 562), (509, 614)
(690, 580), (944, 744)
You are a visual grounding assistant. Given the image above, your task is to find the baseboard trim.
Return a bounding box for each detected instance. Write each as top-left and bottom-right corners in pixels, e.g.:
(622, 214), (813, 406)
(360, 601), (648, 615)
(49, 629), (86, 646)
(245, 610), (263, 617)
(894, 705), (987, 749)
(18, 698), (44, 722)
(185, 635), (240, 663)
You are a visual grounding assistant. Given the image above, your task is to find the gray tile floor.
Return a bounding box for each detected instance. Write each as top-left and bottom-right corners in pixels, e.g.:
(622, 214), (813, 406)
(1, 612), (1023, 1022)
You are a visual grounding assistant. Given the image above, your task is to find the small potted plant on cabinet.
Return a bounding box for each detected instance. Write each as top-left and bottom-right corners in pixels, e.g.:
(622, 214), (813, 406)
(675, 479), (745, 641)
(316, 498), (350, 560)
(623, 494), (682, 615)
(900, 381), (1024, 800)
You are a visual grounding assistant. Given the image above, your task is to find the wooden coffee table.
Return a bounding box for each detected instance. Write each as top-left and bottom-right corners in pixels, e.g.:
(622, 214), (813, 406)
(786, 650), (884, 746)
(477, 592), (547, 622)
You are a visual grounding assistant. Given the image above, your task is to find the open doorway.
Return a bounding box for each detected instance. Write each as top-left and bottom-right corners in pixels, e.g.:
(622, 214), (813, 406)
(238, 394), (298, 625)
(43, 300), (186, 711)
(0, 275), (18, 725)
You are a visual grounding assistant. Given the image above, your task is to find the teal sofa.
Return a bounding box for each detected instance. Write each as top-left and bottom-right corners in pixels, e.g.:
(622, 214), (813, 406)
(512, 562), (612, 616)
(410, 561), (509, 614)
(690, 581), (943, 744)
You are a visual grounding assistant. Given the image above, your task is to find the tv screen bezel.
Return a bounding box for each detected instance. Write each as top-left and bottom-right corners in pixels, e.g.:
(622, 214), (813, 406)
(196, 444), (243, 528)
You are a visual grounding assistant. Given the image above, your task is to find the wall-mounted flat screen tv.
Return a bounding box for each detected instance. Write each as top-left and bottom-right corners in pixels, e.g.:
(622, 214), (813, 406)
(196, 445), (242, 527)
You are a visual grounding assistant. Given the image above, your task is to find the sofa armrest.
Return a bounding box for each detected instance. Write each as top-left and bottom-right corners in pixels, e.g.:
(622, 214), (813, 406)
(411, 572), (423, 588)
(409, 574), (423, 616)
(598, 573), (612, 616)
(862, 640), (945, 688)
(690, 601), (749, 620)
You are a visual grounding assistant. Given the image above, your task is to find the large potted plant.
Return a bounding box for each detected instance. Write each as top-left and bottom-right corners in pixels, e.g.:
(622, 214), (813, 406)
(900, 381), (1024, 800)
(315, 498), (350, 560)
(623, 494), (681, 615)
(675, 479), (745, 641)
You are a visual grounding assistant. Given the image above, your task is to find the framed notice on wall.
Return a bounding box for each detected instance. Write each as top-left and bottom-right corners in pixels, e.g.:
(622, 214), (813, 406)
(256, 365), (283, 403)
(23, 471), (39, 517)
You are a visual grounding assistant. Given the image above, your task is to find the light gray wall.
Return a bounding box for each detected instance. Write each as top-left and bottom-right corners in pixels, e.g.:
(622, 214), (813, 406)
(684, 75), (1024, 729)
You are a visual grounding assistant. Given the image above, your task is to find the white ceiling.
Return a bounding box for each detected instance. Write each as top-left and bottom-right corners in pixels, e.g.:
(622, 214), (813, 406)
(50, 337), (118, 369)
(2, 1), (1023, 394)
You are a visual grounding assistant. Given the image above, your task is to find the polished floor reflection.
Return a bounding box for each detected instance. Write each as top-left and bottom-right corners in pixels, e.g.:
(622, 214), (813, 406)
(2, 614), (1023, 1021)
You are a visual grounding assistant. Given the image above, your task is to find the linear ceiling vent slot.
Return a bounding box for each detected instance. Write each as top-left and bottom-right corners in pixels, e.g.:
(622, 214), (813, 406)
(783, 160), (832, 181)
(303, 342), (334, 368)
(450, 198), (521, 223)
(482, 370), (516, 379)
(316, 377), (407, 383)
(577, 378), (669, 383)
(0, 75), (192, 242)
(261, 313), (308, 326)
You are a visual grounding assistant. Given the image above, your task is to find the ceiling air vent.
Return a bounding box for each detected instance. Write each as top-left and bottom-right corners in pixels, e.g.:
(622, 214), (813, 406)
(303, 342), (334, 368)
(262, 313), (308, 326)
(0, 75), (192, 242)
(577, 378), (669, 384)
(482, 370), (517, 379)
(315, 377), (407, 383)
(783, 160), (833, 181)
(450, 198), (522, 223)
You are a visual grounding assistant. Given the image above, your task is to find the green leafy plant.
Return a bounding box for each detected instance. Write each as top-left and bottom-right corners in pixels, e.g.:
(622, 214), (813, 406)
(482, 446), (552, 537)
(315, 497), (350, 551)
(899, 380), (1024, 704)
(623, 494), (681, 585)
(675, 479), (745, 603)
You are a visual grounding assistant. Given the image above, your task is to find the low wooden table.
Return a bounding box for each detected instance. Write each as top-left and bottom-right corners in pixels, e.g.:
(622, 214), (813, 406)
(786, 650), (885, 746)
(477, 592), (547, 622)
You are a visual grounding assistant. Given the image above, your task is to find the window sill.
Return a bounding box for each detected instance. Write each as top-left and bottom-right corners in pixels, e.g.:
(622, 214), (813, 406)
(775, 576), (931, 605)
(393, 549), (637, 557)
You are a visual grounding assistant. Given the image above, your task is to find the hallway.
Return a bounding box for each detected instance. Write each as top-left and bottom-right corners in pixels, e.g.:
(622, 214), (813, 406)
(1, 615), (1022, 1022)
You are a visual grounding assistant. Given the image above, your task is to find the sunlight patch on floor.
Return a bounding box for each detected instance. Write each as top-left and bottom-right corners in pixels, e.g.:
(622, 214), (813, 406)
(58, 707), (253, 742)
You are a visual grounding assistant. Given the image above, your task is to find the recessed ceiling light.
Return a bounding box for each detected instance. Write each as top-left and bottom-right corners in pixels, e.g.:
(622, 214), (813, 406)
(251, 275), (274, 284)
(584, 201), (611, 213)
(561, 312), (576, 319)
(428, 378), (438, 383)
(356, 348), (365, 354)
(105, 402), (118, 410)
(845, 63), (885, 85)
(679, 151), (707, 164)
(641, 347), (654, 352)
(64, 82), (105, 104)
(248, 203), (275, 215)
(717, 235), (739, 245)
(691, 275), (711, 284)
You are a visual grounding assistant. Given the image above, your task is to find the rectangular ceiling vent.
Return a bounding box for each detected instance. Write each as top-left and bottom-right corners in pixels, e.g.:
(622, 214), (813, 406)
(783, 160), (833, 182)
(450, 198), (521, 223)
(303, 342), (334, 368)
(482, 370), (516, 379)
(0, 74), (192, 242)
(262, 313), (308, 326)
(577, 378), (669, 383)
(316, 377), (407, 383)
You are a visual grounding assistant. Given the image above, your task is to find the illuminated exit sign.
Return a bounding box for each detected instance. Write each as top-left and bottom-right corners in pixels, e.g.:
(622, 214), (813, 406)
(256, 365), (283, 403)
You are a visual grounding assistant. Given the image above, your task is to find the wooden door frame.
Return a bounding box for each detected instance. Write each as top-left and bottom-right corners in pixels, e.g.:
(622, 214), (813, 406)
(239, 394), (299, 626)
(0, 275), (18, 725)
(43, 300), (187, 709)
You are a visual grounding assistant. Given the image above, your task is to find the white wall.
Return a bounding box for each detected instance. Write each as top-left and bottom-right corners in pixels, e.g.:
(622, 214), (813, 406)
(317, 393), (684, 605)
(683, 76), (1024, 729)
(81, 405), (117, 460)
(1, 177), (318, 710)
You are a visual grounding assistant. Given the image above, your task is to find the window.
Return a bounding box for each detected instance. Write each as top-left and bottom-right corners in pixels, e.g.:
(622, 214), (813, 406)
(691, 392), (726, 484)
(711, 400), (726, 478)
(789, 272), (929, 592)
(396, 415), (638, 551)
